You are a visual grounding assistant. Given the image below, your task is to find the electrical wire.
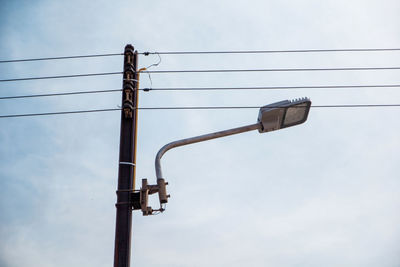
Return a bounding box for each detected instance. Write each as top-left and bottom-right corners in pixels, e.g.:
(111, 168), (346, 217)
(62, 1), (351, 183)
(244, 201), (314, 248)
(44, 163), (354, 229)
(144, 66), (400, 74)
(2, 48), (400, 64)
(141, 48), (400, 55)
(0, 108), (120, 118)
(1, 84), (400, 100)
(0, 89), (122, 100)
(145, 53), (162, 69)
(144, 84), (400, 91)
(1, 104), (400, 119)
(2, 66), (400, 83)
(0, 72), (123, 82)
(142, 52), (162, 90)
(0, 53), (123, 63)
(137, 104), (400, 110)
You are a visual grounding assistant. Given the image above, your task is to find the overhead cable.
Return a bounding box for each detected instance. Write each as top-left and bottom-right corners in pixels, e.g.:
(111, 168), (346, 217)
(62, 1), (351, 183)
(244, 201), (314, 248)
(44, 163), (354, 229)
(142, 48), (400, 55)
(0, 89), (122, 100)
(138, 104), (400, 110)
(145, 66), (400, 74)
(0, 108), (120, 118)
(145, 84), (400, 91)
(0, 72), (122, 82)
(2, 84), (400, 100)
(0, 53), (123, 63)
(2, 48), (400, 64)
(1, 104), (400, 119)
(3, 66), (398, 83)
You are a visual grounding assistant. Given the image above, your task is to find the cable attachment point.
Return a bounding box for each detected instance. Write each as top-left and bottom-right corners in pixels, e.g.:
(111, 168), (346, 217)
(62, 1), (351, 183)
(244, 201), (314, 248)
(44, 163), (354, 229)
(138, 178), (170, 216)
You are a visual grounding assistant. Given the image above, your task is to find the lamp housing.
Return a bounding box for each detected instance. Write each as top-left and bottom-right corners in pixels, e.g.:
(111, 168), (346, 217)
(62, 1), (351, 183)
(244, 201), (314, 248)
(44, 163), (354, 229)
(258, 98), (311, 133)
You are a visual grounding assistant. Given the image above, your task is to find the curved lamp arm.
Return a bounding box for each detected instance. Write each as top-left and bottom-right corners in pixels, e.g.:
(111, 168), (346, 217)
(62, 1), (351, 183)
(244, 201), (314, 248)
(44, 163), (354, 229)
(144, 98), (310, 215)
(155, 122), (261, 179)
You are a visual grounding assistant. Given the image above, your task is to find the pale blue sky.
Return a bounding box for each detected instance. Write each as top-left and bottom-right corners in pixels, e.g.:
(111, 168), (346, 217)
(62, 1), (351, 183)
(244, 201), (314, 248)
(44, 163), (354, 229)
(1, 0), (400, 266)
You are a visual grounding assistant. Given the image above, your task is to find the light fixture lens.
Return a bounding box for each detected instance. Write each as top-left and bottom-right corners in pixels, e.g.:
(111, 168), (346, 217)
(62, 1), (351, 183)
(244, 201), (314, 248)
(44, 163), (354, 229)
(283, 103), (309, 126)
(258, 98), (311, 133)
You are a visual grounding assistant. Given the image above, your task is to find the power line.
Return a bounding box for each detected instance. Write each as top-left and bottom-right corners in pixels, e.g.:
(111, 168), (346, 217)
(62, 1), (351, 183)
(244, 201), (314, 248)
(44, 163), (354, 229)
(142, 48), (400, 55)
(0, 72), (122, 82)
(0, 89), (122, 100)
(2, 48), (400, 64)
(0, 53), (123, 63)
(2, 66), (400, 83)
(146, 84), (400, 91)
(138, 104), (400, 110)
(0, 108), (120, 118)
(145, 66), (400, 74)
(2, 84), (400, 100)
(1, 104), (400, 118)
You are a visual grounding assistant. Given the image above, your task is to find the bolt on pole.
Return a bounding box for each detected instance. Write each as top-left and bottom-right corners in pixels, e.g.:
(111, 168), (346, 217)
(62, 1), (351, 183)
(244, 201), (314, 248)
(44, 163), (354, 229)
(114, 44), (139, 267)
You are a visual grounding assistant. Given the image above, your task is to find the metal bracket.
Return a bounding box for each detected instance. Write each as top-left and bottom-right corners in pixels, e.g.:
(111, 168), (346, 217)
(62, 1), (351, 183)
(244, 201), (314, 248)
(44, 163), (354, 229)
(138, 178), (170, 216)
(123, 107), (133, 118)
(124, 89), (133, 103)
(117, 178), (170, 215)
(131, 192), (141, 210)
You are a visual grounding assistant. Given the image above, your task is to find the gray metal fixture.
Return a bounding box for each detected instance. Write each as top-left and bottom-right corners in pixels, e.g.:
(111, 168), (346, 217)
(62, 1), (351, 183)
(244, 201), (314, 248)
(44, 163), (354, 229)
(258, 98), (311, 133)
(141, 98), (312, 215)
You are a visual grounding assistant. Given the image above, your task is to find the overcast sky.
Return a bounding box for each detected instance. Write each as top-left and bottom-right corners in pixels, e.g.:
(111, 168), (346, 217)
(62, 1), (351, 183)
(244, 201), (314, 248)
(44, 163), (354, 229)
(1, 0), (400, 266)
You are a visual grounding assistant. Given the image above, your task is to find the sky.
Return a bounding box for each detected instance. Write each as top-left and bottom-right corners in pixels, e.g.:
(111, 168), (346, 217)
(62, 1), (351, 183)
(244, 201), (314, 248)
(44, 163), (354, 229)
(1, 0), (400, 266)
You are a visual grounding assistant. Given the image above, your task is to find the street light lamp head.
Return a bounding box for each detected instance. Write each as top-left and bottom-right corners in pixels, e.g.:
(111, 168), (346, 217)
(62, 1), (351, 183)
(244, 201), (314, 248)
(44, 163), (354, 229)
(258, 98), (311, 133)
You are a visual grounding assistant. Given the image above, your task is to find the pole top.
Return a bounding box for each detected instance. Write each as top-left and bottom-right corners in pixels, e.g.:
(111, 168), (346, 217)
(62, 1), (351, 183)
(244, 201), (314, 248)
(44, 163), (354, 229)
(124, 44), (135, 53)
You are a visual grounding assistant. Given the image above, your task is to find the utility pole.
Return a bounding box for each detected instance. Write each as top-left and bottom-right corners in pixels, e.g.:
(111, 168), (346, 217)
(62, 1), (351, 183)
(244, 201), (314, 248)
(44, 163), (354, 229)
(114, 44), (139, 267)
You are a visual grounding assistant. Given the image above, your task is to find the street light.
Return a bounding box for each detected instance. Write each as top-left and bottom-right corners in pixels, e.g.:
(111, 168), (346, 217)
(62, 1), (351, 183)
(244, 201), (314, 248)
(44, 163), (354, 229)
(138, 98), (311, 215)
(258, 98), (312, 133)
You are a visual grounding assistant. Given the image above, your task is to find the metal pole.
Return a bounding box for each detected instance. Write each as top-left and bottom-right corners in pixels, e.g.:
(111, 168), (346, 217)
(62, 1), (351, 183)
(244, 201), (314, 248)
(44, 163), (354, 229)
(155, 122), (261, 179)
(114, 44), (139, 267)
